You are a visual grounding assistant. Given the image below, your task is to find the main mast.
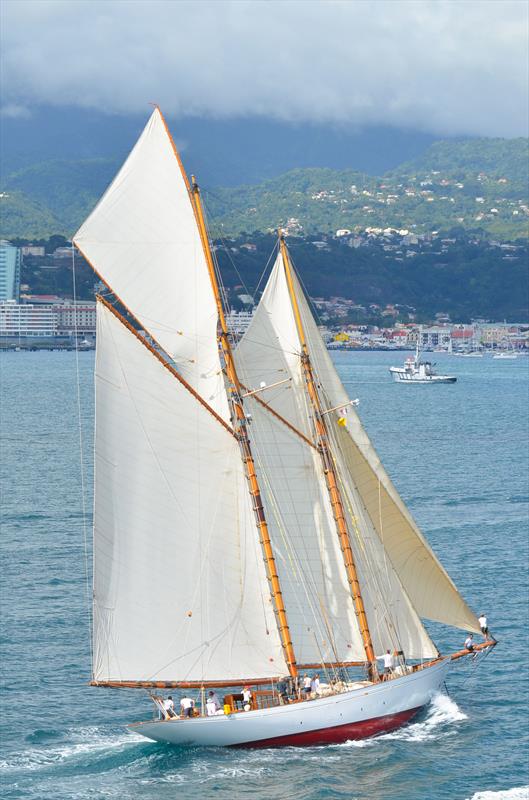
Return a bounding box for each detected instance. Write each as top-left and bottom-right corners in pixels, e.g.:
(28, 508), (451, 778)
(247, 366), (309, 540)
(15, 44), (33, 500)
(279, 234), (377, 680)
(191, 178), (298, 679)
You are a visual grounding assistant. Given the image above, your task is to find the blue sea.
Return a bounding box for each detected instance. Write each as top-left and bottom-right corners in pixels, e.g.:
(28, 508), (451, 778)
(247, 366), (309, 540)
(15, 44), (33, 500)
(1, 350), (528, 800)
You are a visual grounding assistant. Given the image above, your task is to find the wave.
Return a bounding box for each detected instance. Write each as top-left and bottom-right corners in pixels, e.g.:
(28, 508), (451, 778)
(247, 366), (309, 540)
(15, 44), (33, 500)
(0, 725), (145, 774)
(338, 691), (467, 748)
(467, 789), (529, 800)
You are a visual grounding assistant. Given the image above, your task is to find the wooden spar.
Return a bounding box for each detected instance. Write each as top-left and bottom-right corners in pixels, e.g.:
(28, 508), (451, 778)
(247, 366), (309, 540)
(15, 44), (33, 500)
(449, 638), (497, 661)
(95, 295), (235, 436)
(92, 640), (497, 690)
(190, 177), (298, 679)
(279, 233), (378, 680)
(238, 380), (318, 451)
(296, 661), (367, 670)
(91, 677), (283, 689)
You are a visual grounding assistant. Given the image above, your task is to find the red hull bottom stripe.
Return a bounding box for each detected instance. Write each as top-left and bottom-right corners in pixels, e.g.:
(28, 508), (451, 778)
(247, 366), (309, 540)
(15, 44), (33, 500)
(231, 705), (423, 748)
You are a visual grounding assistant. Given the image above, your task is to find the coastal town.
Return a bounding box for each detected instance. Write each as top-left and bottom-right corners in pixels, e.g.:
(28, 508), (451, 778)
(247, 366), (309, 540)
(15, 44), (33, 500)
(1, 236), (527, 352)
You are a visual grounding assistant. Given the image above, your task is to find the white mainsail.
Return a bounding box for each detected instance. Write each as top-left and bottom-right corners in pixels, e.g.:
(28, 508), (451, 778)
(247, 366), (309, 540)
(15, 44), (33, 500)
(235, 254), (437, 661)
(73, 108), (229, 421)
(292, 267), (481, 635)
(236, 253), (479, 661)
(93, 300), (287, 683)
(278, 256), (479, 632)
(235, 263), (363, 663)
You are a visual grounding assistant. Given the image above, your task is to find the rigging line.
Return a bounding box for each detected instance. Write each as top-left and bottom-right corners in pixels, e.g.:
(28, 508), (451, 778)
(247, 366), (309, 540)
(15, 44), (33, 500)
(249, 408), (343, 662)
(304, 361), (408, 654)
(254, 239), (280, 298)
(199, 194), (236, 315)
(286, 248), (326, 328)
(71, 247), (93, 668)
(200, 192), (253, 302)
(251, 423), (328, 649)
(331, 446), (412, 657)
(242, 388), (317, 451)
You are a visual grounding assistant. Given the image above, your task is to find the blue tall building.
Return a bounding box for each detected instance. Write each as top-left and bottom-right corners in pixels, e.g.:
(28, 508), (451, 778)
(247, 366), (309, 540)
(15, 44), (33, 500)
(0, 241), (21, 301)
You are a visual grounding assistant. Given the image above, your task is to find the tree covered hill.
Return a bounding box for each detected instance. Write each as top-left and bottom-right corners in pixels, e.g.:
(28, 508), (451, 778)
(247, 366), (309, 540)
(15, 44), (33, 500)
(1, 138), (527, 240)
(17, 232), (529, 324)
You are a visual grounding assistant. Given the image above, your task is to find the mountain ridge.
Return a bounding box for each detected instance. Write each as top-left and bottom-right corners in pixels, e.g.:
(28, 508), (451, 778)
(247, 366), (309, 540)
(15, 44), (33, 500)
(1, 137), (527, 240)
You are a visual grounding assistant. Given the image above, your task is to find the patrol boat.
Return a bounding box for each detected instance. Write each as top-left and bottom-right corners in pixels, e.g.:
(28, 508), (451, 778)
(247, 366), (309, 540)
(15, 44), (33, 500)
(73, 108), (495, 748)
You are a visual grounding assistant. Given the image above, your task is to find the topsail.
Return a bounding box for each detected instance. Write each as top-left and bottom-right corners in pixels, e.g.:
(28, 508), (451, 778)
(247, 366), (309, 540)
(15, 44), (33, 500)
(74, 108), (229, 421)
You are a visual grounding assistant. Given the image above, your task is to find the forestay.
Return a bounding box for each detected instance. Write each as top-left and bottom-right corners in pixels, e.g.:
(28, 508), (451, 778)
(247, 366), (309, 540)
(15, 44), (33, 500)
(73, 108), (229, 421)
(93, 301), (286, 683)
(292, 267), (481, 635)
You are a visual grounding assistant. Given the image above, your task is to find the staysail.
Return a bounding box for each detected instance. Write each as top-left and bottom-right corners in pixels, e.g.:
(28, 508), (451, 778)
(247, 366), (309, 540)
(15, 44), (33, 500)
(73, 108), (229, 421)
(92, 299), (287, 683)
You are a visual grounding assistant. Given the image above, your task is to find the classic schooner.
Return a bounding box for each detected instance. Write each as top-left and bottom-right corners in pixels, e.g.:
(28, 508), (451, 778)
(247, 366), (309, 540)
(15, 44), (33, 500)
(73, 108), (496, 748)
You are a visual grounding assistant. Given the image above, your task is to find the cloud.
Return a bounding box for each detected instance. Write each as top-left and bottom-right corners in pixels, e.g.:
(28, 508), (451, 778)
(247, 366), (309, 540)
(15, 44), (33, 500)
(0, 103), (32, 119)
(1, 0), (527, 137)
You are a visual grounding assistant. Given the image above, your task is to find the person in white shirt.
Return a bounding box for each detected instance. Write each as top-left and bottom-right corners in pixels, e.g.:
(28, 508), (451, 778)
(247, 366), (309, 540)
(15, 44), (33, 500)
(242, 686), (252, 710)
(242, 687), (252, 704)
(180, 695), (195, 718)
(162, 696), (176, 718)
(478, 614), (490, 640)
(310, 674), (320, 695)
(464, 634), (475, 652)
(302, 675), (311, 696)
(376, 650), (395, 680)
(206, 691), (221, 716)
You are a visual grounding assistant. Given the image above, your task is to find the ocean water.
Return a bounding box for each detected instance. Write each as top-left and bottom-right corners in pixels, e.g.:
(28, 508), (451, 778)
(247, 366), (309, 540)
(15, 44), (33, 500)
(1, 349), (528, 800)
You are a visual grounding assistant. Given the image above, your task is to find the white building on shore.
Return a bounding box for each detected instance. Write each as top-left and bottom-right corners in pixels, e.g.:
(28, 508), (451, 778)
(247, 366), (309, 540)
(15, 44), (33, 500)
(0, 301), (57, 339)
(0, 300), (96, 341)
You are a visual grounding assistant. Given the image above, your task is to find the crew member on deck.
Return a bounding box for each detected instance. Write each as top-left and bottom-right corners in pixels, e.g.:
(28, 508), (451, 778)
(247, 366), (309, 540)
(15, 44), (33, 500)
(464, 633), (475, 652)
(479, 614), (491, 640)
(242, 686), (252, 710)
(162, 695), (176, 718)
(302, 675), (311, 696)
(180, 694), (195, 718)
(377, 650), (395, 680)
(206, 691), (221, 716)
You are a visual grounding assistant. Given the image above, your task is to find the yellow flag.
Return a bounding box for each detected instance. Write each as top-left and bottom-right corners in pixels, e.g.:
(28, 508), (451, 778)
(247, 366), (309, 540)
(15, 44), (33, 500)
(337, 416), (347, 427)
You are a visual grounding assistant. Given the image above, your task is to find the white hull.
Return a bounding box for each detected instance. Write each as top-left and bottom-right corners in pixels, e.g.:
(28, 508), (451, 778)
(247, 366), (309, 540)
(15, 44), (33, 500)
(389, 368), (456, 384)
(131, 659), (449, 748)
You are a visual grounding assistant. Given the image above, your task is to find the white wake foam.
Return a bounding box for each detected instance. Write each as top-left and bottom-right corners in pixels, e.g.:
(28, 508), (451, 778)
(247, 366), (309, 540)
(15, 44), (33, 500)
(467, 789), (529, 800)
(339, 691), (467, 748)
(0, 726), (145, 773)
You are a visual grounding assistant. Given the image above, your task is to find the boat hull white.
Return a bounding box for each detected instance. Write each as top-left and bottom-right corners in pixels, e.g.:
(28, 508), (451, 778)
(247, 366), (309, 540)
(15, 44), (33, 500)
(131, 659), (449, 748)
(389, 369), (457, 384)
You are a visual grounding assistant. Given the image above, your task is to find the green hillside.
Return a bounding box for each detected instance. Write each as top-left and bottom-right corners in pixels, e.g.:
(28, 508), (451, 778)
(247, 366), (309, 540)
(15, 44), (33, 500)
(1, 139), (527, 240)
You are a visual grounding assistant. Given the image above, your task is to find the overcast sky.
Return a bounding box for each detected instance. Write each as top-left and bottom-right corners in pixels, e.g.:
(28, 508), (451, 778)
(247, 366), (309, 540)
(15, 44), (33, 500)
(1, 0), (527, 137)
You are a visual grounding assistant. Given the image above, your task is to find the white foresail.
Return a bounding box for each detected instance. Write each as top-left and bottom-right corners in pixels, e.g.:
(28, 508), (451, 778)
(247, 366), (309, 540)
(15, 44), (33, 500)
(236, 253), (440, 660)
(292, 267), (481, 636)
(93, 301), (287, 683)
(74, 108), (229, 421)
(235, 261), (365, 663)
